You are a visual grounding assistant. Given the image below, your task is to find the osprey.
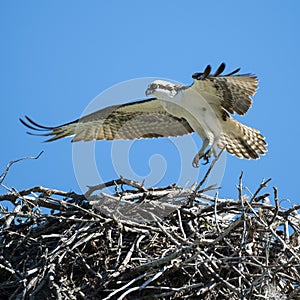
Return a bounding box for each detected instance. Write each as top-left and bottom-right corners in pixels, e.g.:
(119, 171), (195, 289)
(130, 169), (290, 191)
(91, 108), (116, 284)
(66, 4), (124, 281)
(20, 63), (267, 167)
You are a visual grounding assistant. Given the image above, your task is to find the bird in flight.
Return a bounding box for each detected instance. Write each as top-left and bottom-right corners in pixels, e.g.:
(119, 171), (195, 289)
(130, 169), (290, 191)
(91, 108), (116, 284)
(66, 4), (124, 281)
(20, 63), (267, 167)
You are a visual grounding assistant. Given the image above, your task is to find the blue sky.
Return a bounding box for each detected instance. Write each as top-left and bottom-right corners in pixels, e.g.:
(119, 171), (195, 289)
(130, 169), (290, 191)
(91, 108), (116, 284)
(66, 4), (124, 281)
(1, 1), (299, 205)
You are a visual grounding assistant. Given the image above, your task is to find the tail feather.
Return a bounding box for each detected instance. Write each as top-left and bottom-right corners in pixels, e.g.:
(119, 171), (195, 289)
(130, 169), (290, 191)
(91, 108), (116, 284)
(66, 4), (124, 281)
(20, 116), (79, 142)
(219, 118), (267, 159)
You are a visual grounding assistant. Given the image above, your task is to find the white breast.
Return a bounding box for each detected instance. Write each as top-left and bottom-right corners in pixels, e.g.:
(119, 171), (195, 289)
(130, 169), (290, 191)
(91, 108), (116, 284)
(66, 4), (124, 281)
(159, 87), (223, 143)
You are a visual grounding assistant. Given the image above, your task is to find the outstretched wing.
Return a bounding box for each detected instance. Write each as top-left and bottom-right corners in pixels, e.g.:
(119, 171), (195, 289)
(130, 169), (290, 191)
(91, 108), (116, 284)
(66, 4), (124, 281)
(191, 63), (258, 115)
(20, 98), (194, 142)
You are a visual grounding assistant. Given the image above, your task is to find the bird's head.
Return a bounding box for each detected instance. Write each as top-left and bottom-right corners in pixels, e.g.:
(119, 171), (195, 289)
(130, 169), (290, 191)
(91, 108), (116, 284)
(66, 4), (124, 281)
(145, 80), (181, 99)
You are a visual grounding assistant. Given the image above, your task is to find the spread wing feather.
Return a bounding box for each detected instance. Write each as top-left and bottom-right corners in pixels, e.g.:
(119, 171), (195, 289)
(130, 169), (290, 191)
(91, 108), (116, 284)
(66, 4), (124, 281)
(20, 98), (194, 142)
(192, 63), (258, 115)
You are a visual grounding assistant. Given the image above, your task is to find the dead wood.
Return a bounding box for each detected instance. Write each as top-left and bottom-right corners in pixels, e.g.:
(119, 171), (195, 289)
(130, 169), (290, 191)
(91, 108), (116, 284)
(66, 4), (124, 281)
(0, 156), (300, 299)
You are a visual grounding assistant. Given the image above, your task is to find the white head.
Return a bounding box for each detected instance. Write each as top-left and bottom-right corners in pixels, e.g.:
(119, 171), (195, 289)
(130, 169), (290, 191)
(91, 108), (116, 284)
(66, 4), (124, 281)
(145, 80), (184, 99)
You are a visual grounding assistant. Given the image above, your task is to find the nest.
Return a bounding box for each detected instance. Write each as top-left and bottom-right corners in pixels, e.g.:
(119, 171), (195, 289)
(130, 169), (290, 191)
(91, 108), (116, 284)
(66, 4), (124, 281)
(1, 156), (300, 299)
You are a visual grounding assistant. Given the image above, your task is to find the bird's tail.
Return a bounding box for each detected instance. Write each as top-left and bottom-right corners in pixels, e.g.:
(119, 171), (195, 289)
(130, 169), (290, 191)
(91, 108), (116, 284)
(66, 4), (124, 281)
(218, 118), (267, 159)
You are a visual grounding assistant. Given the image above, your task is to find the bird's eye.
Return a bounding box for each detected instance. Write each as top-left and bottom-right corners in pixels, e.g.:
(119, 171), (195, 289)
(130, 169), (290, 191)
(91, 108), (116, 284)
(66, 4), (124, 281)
(151, 83), (158, 89)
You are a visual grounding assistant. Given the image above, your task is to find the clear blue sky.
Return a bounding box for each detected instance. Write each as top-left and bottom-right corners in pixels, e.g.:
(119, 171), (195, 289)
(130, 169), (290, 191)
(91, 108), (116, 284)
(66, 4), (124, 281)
(1, 1), (299, 204)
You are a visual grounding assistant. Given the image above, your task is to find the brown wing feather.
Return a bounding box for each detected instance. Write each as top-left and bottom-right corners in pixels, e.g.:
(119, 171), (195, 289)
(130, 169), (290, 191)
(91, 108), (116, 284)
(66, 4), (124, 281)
(192, 63), (258, 115)
(212, 75), (258, 115)
(20, 99), (194, 142)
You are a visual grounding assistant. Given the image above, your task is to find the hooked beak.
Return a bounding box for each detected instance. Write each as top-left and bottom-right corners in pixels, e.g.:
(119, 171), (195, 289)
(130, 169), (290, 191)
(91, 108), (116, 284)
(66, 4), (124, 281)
(145, 88), (152, 97)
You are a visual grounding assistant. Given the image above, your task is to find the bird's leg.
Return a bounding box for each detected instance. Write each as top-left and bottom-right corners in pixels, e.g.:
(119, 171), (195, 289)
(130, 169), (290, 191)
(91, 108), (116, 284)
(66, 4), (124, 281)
(202, 141), (218, 165)
(192, 138), (210, 168)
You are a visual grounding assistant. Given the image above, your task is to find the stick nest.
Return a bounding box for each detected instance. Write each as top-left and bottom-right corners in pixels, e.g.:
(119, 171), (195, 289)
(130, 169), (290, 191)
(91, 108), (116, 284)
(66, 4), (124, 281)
(1, 175), (300, 299)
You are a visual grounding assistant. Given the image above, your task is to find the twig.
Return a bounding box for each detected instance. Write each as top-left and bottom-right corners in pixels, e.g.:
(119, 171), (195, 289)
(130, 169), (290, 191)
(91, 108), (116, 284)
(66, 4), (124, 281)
(85, 177), (147, 198)
(0, 151), (43, 185)
(249, 178), (272, 203)
(268, 187), (279, 225)
(195, 147), (225, 191)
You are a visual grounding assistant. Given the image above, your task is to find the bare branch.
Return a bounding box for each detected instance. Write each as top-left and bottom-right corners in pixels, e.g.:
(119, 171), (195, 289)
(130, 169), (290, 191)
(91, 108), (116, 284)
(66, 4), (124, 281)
(0, 151), (43, 185)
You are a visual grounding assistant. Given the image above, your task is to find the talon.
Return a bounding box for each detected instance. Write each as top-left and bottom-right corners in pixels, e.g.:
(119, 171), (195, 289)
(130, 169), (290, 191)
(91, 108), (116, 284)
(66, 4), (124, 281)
(192, 138), (211, 168)
(192, 161), (199, 168)
(193, 149), (211, 167)
(192, 156), (200, 168)
(201, 150), (211, 165)
(202, 157), (209, 165)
